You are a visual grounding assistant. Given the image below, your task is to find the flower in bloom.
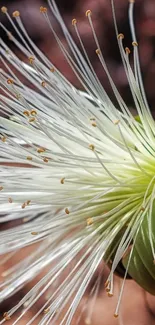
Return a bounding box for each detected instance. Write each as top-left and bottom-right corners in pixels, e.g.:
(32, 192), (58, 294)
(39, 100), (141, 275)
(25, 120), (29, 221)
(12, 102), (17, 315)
(0, 0), (155, 323)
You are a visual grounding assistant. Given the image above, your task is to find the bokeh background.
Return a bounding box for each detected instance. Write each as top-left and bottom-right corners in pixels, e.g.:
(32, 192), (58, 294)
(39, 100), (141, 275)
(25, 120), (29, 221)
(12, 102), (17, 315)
(1, 0), (155, 109)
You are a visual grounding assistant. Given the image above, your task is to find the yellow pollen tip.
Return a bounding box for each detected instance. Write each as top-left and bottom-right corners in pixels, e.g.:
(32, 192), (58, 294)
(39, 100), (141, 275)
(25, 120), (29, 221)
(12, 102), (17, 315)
(1, 136), (7, 142)
(117, 33), (124, 40)
(31, 232), (38, 235)
(89, 144), (95, 151)
(125, 47), (131, 54)
(3, 313), (11, 321)
(41, 81), (46, 87)
(65, 208), (70, 214)
(0, 186), (3, 191)
(40, 6), (47, 13)
(95, 48), (100, 55)
(113, 119), (120, 125)
(29, 117), (36, 123)
(43, 307), (50, 314)
(91, 122), (97, 127)
(132, 41), (138, 46)
(85, 10), (92, 17)
(87, 218), (93, 226)
(43, 157), (49, 163)
(72, 18), (77, 25)
(8, 198), (13, 203)
(37, 147), (45, 153)
(30, 109), (37, 116)
(7, 78), (14, 84)
(60, 177), (65, 184)
(27, 156), (32, 161)
(114, 313), (119, 318)
(27, 200), (31, 205)
(1, 7), (7, 13)
(28, 56), (35, 64)
(23, 110), (30, 117)
(106, 288), (110, 292)
(50, 67), (55, 72)
(12, 10), (20, 17)
(108, 292), (113, 297)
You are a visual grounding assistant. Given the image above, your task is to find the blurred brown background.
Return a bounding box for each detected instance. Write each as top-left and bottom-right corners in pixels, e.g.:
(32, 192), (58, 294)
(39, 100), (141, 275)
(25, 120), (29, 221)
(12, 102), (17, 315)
(1, 0), (155, 110)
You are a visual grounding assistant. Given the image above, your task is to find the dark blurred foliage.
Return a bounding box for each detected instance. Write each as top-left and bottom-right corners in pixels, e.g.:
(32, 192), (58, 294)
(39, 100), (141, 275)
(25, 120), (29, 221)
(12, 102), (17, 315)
(1, 0), (155, 109)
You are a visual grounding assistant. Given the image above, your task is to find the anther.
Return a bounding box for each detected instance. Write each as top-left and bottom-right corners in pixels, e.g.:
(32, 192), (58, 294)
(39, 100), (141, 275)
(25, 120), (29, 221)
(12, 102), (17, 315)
(113, 119), (120, 125)
(7, 78), (14, 84)
(1, 136), (7, 142)
(85, 318), (91, 325)
(40, 6), (47, 13)
(41, 81), (46, 87)
(0, 186), (3, 191)
(117, 33), (124, 40)
(108, 292), (113, 297)
(72, 18), (77, 25)
(85, 10), (92, 17)
(29, 117), (36, 123)
(90, 117), (96, 121)
(23, 110), (30, 117)
(31, 232), (38, 235)
(12, 11), (20, 17)
(104, 280), (110, 288)
(30, 109), (37, 116)
(91, 122), (97, 127)
(22, 203), (26, 209)
(3, 312), (11, 321)
(89, 144), (95, 151)
(7, 32), (13, 40)
(1, 7), (7, 13)
(37, 147), (45, 153)
(28, 56), (35, 64)
(87, 218), (93, 226)
(43, 157), (49, 163)
(60, 177), (65, 184)
(27, 156), (32, 161)
(43, 307), (50, 314)
(95, 48), (100, 55)
(125, 47), (131, 54)
(65, 208), (70, 214)
(8, 198), (13, 203)
(132, 41), (138, 47)
(141, 206), (145, 211)
(114, 313), (119, 318)
(27, 200), (31, 205)
(50, 67), (55, 72)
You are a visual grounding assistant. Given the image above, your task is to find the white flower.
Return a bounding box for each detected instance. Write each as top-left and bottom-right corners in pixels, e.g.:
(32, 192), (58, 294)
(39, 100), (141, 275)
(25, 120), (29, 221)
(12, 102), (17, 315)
(0, 0), (155, 323)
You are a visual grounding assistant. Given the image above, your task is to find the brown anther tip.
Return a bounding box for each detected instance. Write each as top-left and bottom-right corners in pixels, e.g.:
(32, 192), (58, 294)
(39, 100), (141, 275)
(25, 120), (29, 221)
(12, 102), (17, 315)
(30, 109), (37, 116)
(114, 313), (119, 318)
(72, 18), (77, 25)
(108, 292), (113, 297)
(95, 48), (100, 55)
(104, 280), (109, 288)
(28, 56), (35, 64)
(7, 78), (14, 84)
(27, 200), (31, 205)
(60, 177), (65, 184)
(40, 6), (47, 13)
(65, 208), (70, 214)
(23, 110), (30, 117)
(132, 41), (138, 47)
(141, 206), (145, 211)
(1, 6), (7, 13)
(113, 119), (120, 125)
(50, 67), (55, 72)
(87, 218), (93, 226)
(31, 231), (38, 235)
(3, 312), (11, 321)
(117, 33), (124, 40)
(1, 136), (7, 142)
(8, 198), (13, 203)
(22, 203), (26, 209)
(85, 9), (92, 17)
(27, 156), (32, 161)
(0, 186), (3, 191)
(106, 288), (110, 292)
(125, 47), (131, 54)
(41, 81), (46, 87)
(91, 122), (97, 127)
(43, 307), (50, 314)
(89, 144), (95, 151)
(29, 117), (36, 123)
(90, 117), (96, 121)
(43, 157), (49, 163)
(12, 10), (20, 17)
(37, 147), (45, 153)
